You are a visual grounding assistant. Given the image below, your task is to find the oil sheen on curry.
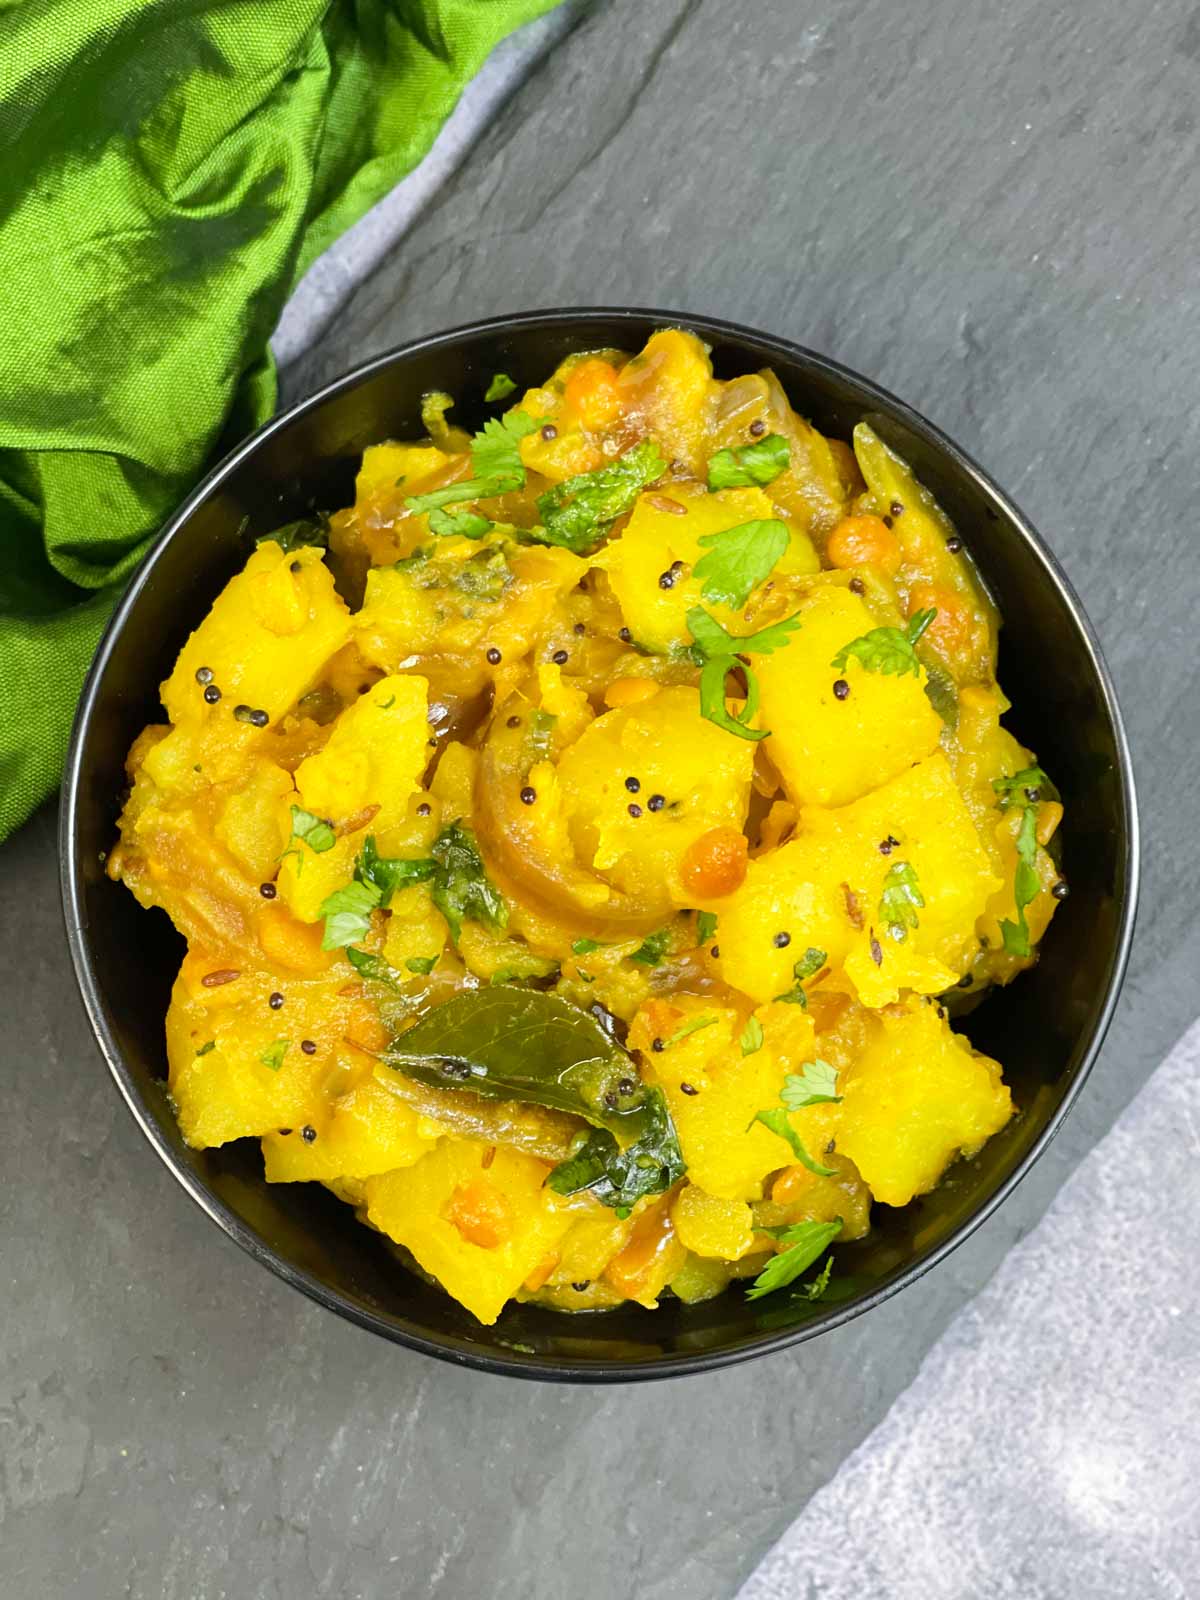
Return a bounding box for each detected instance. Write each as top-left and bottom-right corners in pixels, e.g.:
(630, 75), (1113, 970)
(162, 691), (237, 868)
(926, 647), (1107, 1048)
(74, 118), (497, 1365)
(110, 330), (1065, 1324)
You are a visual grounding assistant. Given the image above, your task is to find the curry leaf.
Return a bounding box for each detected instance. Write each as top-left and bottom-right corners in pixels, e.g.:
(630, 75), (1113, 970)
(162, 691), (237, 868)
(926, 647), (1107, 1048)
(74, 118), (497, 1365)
(382, 988), (648, 1137)
(546, 1086), (685, 1212)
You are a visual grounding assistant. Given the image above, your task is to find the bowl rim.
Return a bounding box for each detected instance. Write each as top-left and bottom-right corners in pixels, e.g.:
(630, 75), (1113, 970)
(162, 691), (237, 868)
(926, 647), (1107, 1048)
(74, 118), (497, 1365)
(59, 306), (1140, 1382)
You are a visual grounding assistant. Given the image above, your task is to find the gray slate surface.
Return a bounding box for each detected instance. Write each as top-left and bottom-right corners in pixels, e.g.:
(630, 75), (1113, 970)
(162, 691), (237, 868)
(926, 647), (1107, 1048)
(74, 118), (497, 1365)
(4, 0), (1200, 1596)
(739, 1020), (1200, 1600)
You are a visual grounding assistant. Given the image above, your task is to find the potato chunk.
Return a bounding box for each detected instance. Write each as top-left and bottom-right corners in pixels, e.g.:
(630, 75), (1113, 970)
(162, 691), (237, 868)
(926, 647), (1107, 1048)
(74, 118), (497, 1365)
(594, 483), (817, 654)
(835, 999), (1012, 1205)
(277, 673), (430, 923)
(164, 960), (363, 1147)
(555, 686), (754, 915)
(262, 1075), (439, 1183)
(161, 541), (351, 733)
(365, 1142), (572, 1325)
(718, 754), (1001, 1007)
(634, 998), (818, 1201)
(755, 585), (943, 808)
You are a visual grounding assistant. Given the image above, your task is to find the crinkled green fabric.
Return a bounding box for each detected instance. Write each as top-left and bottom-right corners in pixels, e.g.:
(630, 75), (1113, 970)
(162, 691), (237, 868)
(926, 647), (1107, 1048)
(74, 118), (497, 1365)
(0, 0), (560, 841)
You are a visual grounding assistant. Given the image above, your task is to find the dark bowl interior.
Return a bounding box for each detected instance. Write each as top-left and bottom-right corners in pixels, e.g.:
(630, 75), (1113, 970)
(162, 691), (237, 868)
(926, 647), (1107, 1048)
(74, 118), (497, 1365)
(60, 310), (1138, 1380)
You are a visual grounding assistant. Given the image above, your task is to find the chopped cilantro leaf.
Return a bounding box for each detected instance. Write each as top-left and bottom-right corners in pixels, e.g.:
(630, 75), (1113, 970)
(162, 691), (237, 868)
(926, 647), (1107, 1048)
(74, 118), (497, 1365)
(429, 506), (493, 539)
(195, 1040), (216, 1057)
(318, 879), (380, 950)
(790, 1254), (835, 1303)
(781, 1059), (841, 1109)
(405, 478), (509, 515)
(345, 948), (411, 993)
(430, 822), (508, 943)
(693, 519), (790, 608)
(992, 766), (1050, 808)
(746, 1218), (842, 1300)
(707, 433), (790, 490)
(830, 608), (937, 678)
(773, 947), (827, 1006)
(534, 439), (666, 554)
(696, 910), (718, 945)
(698, 654), (769, 743)
(740, 1016), (764, 1057)
(471, 410), (538, 483)
(256, 514), (329, 554)
(572, 938), (605, 956)
(664, 1015), (717, 1048)
(1000, 805), (1040, 957)
(687, 605), (801, 662)
(630, 927), (670, 967)
(753, 1108), (837, 1176)
(260, 1039), (289, 1071)
(485, 373), (518, 402)
(356, 836), (437, 907)
(406, 955), (439, 975)
(280, 804), (336, 874)
(879, 861), (924, 943)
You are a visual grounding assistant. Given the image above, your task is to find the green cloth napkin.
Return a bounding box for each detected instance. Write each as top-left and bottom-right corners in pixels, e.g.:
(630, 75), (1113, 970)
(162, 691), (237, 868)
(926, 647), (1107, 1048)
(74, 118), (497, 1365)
(0, 0), (560, 842)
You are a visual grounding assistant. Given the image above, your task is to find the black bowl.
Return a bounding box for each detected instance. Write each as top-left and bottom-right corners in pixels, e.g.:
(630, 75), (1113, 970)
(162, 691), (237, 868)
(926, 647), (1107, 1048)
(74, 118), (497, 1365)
(60, 309), (1138, 1381)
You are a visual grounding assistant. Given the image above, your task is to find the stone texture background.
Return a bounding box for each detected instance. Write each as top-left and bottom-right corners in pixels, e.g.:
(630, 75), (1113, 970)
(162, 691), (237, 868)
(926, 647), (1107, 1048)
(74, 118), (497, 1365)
(4, 0), (1199, 1595)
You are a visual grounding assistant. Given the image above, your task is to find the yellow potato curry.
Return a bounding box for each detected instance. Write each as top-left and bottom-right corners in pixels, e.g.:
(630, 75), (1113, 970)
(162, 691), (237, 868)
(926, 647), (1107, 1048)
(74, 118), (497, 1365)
(110, 329), (1065, 1324)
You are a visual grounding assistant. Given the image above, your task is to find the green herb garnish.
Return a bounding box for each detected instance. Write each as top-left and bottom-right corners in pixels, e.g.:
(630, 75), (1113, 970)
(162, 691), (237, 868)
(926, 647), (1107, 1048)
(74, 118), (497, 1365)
(746, 1219), (842, 1301)
(547, 1085), (685, 1212)
(196, 1040), (216, 1057)
(630, 927), (671, 967)
(356, 836), (437, 905)
(696, 910), (718, 945)
(429, 506), (493, 540)
(405, 412), (537, 515)
(830, 608), (937, 678)
(471, 410), (539, 482)
(879, 861), (924, 943)
(406, 955), (439, 975)
(693, 519), (789, 608)
(752, 1108), (837, 1176)
(687, 606), (802, 663)
(280, 804), (336, 873)
(992, 766), (1050, 808)
(1000, 806), (1040, 957)
(429, 822), (508, 943)
(663, 1015), (717, 1048)
(572, 937), (605, 956)
(707, 433), (790, 490)
(780, 1060), (841, 1108)
(534, 439), (666, 553)
(485, 373), (517, 402)
(256, 514), (330, 555)
(740, 1016), (764, 1056)
(345, 947), (411, 993)
(773, 946), (827, 1006)
(319, 880), (380, 950)
(260, 1039), (289, 1072)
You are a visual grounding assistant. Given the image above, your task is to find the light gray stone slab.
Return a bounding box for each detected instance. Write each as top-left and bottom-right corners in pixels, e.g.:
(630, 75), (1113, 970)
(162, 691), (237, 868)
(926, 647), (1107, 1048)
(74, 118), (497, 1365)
(4, 0), (1199, 1596)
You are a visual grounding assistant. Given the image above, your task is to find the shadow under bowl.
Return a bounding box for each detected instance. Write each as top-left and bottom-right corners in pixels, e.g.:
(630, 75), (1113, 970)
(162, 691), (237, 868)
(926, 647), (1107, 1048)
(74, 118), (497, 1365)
(60, 309), (1138, 1381)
